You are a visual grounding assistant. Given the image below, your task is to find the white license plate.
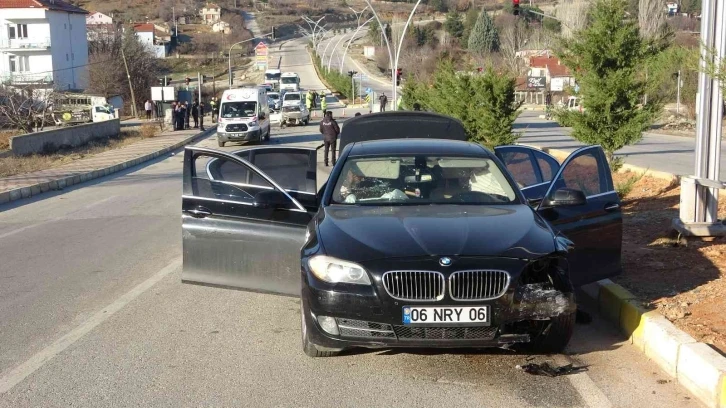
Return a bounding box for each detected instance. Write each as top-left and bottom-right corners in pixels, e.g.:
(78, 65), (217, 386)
(402, 306), (490, 326)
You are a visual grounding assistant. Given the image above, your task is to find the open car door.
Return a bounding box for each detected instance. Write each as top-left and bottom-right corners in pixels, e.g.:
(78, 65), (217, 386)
(494, 145), (561, 204)
(536, 146), (622, 286)
(181, 146), (317, 296)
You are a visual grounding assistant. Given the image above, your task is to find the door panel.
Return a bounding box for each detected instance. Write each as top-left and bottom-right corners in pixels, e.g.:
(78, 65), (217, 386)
(182, 147), (313, 296)
(494, 146), (561, 203)
(537, 146), (622, 286)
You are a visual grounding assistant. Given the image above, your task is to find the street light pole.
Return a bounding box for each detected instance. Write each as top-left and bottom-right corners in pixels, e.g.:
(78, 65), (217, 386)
(322, 34), (336, 69)
(340, 17), (375, 73)
(672, 0), (726, 237)
(328, 31), (351, 72)
(362, 0), (395, 97)
(392, 0), (422, 110)
(228, 37), (257, 88)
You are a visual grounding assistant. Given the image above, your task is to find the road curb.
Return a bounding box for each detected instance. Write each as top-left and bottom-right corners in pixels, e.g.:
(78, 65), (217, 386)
(0, 127), (215, 205)
(581, 279), (726, 407)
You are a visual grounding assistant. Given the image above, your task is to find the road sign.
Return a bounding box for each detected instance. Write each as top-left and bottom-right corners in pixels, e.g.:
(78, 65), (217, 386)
(366, 87), (372, 94)
(255, 42), (269, 71)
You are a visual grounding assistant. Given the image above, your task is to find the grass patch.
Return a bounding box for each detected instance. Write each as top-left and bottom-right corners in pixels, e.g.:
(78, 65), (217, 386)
(0, 125), (158, 178)
(0, 129), (23, 151)
(615, 170), (646, 199)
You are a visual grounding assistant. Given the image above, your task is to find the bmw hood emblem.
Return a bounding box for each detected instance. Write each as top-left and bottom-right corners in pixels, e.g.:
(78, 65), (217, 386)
(439, 257), (452, 266)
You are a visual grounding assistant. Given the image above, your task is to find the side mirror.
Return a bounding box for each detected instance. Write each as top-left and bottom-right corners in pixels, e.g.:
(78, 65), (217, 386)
(253, 190), (289, 209)
(542, 188), (587, 207)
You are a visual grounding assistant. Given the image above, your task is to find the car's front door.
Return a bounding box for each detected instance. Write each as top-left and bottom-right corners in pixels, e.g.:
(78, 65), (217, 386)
(181, 146), (317, 296)
(536, 146), (622, 286)
(494, 146), (561, 204)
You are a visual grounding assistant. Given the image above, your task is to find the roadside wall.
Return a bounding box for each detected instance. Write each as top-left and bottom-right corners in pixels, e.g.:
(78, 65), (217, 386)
(10, 119), (121, 156)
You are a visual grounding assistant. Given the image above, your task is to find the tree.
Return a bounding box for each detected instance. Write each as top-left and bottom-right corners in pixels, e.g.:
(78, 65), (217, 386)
(558, 0), (590, 38)
(0, 86), (55, 133)
(402, 59), (522, 148)
(461, 7), (478, 45)
(558, 0), (668, 162)
(499, 17), (528, 75)
(467, 9), (499, 54)
(429, 0), (448, 12)
(444, 11), (464, 39)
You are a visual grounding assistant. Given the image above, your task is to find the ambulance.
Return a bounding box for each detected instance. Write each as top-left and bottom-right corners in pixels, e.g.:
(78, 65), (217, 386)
(216, 87), (271, 147)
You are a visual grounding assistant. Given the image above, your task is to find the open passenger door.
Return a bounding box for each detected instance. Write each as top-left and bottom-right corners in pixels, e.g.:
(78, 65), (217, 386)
(181, 146), (317, 296)
(535, 146), (623, 286)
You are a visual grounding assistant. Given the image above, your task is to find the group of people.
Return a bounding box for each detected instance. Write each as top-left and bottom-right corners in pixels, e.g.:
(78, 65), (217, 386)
(170, 100), (205, 131)
(305, 90), (326, 113)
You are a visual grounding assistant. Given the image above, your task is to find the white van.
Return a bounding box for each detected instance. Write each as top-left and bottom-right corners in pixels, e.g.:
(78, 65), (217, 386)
(264, 69), (282, 91)
(217, 87), (271, 147)
(280, 72), (300, 92)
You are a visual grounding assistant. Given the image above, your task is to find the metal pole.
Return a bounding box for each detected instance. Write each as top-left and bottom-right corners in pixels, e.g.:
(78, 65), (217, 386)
(328, 32), (350, 72)
(676, 70), (681, 114)
(340, 17), (375, 73)
(392, 0), (422, 111)
(362, 0), (395, 97)
(228, 37), (258, 88)
(322, 36), (335, 70)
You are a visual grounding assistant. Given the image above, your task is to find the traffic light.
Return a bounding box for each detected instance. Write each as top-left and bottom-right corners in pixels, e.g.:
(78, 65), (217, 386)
(513, 0), (520, 15)
(348, 70), (357, 77)
(272, 26), (277, 41)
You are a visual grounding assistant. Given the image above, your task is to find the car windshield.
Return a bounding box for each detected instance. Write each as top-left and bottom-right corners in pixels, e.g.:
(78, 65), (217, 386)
(331, 155), (517, 205)
(265, 73), (281, 81)
(281, 77), (298, 84)
(268, 93), (279, 100)
(220, 101), (256, 118)
(284, 94), (300, 101)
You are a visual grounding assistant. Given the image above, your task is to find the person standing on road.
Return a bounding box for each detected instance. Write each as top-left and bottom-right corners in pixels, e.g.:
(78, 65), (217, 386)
(545, 91), (553, 120)
(198, 101), (205, 131)
(210, 97), (218, 123)
(184, 101), (191, 129)
(320, 94), (327, 116)
(145, 100), (153, 121)
(192, 100), (199, 128)
(306, 91), (313, 111)
(319, 111), (340, 167)
(311, 90), (318, 109)
(379, 93), (388, 112)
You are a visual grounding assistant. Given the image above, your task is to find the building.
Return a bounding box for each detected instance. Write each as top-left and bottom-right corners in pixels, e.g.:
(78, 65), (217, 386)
(0, 0), (89, 90)
(86, 11), (112, 25)
(131, 23), (170, 58)
(666, 2), (679, 15)
(528, 54), (575, 92)
(212, 21), (230, 34)
(199, 3), (221, 25)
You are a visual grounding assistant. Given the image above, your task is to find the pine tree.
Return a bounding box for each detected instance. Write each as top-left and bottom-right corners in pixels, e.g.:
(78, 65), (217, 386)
(461, 7), (479, 46)
(444, 11), (464, 39)
(558, 0), (668, 162)
(467, 9), (499, 54)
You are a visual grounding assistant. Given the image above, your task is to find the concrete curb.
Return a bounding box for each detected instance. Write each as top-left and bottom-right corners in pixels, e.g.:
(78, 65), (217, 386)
(581, 279), (726, 407)
(0, 127), (216, 205)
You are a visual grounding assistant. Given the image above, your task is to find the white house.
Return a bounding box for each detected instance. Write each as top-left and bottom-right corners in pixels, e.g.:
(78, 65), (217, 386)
(0, 0), (89, 90)
(212, 21), (230, 34)
(200, 3), (221, 25)
(131, 23), (170, 58)
(86, 11), (112, 25)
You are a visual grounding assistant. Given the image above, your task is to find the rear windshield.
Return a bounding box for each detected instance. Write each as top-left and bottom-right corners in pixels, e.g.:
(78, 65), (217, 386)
(268, 93), (279, 100)
(220, 101), (256, 118)
(265, 73), (281, 81)
(281, 77), (298, 84)
(284, 94), (301, 101)
(331, 155), (517, 205)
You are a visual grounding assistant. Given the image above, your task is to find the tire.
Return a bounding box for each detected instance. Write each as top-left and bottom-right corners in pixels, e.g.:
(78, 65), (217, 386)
(218, 140), (225, 147)
(529, 311), (576, 354)
(301, 307), (338, 358)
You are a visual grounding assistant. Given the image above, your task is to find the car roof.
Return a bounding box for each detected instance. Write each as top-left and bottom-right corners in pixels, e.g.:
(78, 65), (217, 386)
(347, 138), (490, 157)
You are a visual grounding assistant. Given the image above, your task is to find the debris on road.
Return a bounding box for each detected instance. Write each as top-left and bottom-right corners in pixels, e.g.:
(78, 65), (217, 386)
(516, 362), (589, 377)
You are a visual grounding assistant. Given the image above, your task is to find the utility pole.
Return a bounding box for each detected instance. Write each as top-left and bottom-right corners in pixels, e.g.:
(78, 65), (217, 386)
(120, 44), (137, 117)
(673, 0), (726, 237)
(676, 70), (681, 115)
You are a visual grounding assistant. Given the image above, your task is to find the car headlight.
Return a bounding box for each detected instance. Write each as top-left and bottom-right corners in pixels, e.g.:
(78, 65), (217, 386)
(308, 255), (371, 285)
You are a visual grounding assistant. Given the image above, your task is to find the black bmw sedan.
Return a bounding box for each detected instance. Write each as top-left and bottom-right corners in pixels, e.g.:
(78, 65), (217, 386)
(181, 112), (622, 357)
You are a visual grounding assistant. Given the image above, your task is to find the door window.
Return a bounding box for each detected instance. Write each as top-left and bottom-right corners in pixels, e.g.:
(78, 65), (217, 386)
(498, 150), (538, 188)
(192, 153), (277, 205)
(535, 152), (558, 182)
(552, 151), (604, 197)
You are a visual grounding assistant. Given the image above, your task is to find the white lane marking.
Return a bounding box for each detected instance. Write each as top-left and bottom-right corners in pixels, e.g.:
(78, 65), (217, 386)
(0, 196), (117, 240)
(0, 257), (182, 394)
(554, 355), (613, 408)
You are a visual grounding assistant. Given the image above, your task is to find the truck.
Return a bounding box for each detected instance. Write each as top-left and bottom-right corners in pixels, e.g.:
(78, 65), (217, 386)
(264, 69), (282, 91)
(51, 93), (120, 126)
(216, 87), (271, 147)
(279, 72), (300, 92)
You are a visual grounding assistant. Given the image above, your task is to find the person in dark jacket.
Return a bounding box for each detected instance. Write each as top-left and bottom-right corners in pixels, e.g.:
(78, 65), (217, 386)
(192, 100), (200, 128)
(198, 102), (205, 131)
(184, 101), (191, 129)
(319, 111), (340, 166)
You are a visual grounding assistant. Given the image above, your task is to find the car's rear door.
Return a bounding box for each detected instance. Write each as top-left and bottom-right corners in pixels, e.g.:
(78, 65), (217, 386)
(182, 146), (317, 296)
(536, 146), (622, 286)
(494, 146), (561, 204)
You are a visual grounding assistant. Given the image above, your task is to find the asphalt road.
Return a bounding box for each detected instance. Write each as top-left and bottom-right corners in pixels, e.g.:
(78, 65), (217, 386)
(0, 38), (705, 408)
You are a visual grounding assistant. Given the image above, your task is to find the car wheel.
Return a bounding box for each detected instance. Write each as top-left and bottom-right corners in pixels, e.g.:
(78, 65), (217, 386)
(218, 140), (225, 147)
(301, 306), (339, 358)
(529, 311), (575, 354)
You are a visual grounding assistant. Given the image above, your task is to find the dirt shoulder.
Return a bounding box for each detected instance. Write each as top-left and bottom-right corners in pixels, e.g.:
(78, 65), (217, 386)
(612, 172), (726, 354)
(0, 124), (160, 178)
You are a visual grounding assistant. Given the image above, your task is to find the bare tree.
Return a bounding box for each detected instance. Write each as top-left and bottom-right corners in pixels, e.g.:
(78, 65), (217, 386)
(557, 0), (589, 38)
(639, 0), (667, 39)
(0, 85), (55, 133)
(499, 18), (528, 75)
(527, 27), (555, 51)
